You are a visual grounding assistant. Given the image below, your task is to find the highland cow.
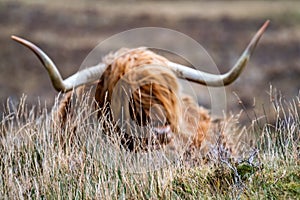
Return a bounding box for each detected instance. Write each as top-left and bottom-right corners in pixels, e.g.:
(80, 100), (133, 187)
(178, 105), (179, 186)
(11, 20), (269, 152)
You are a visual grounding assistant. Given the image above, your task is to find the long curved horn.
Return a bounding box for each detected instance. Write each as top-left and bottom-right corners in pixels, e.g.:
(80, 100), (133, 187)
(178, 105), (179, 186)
(11, 35), (107, 92)
(167, 20), (269, 86)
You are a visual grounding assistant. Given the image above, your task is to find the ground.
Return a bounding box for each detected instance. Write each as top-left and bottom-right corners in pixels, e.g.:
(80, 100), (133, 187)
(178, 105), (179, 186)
(0, 0), (300, 125)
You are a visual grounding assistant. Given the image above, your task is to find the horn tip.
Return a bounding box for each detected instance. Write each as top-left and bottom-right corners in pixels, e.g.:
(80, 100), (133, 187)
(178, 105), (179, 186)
(11, 35), (19, 40)
(11, 35), (24, 43)
(246, 20), (270, 55)
(255, 20), (270, 43)
(11, 35), (16, 40)
(259, 20), (270, 35)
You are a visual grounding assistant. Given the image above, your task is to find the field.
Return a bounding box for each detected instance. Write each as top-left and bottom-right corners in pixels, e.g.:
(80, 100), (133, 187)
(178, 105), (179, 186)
(0, 0), (300, 199)
(1, 89), (299, 199)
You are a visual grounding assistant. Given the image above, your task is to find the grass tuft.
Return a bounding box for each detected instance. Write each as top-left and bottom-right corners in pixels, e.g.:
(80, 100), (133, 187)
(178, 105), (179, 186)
(0, 88), (299, 199)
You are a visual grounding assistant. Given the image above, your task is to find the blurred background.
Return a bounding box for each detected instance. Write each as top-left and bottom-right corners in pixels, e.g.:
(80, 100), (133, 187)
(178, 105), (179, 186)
(1, 0), (299, 125)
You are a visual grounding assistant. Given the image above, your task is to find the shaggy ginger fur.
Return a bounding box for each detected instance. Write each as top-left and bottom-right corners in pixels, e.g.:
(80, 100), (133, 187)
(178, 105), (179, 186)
(56, 48), (211, 151)
(93, 48), (211, 150)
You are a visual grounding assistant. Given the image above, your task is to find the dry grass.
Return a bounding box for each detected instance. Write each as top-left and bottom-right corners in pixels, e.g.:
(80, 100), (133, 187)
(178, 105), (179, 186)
(0, 88), (299, 199)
